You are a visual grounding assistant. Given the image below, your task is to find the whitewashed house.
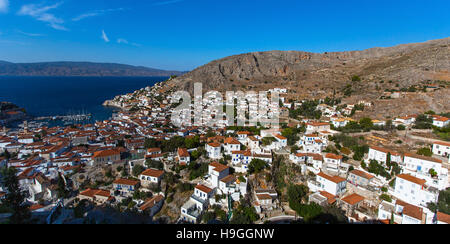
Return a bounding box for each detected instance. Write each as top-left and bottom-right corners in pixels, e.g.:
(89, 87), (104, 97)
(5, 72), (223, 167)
(223, 137), (241, 155)
(206, 142), (222, 159)
(368, 146), (402, 164)
(308, 171), (347, 196)
(393, 174), (438, 207)
(433, 141), (450, 158)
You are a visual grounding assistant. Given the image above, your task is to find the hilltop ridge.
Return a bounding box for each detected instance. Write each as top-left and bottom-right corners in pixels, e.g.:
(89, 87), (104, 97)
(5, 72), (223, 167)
(0, 61), (185, 77)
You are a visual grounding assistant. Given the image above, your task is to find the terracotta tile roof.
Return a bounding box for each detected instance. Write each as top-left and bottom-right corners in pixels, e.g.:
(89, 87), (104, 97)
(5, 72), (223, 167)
(433, 116), (449, 122)
(274, 134), (287, 140)
(210, 161), (229, 172)
(370, 146), (400, 156)
(80, 188), (99, 198)
(147, 148), (162, 153)
(141, 169), (164, 178)
(307, 122), (330, 127)
(208, 142), (221, 148)
(403, 153), (442, 164)
(350, 169), (375, 180)
(94, 189), (112, 198)
(325, 153), (343, 160)
(319, 191), (336, 204)
(437, 212), (450, 224)
(139, 195), (164, 211)
(341, 193), (365, 205)
(92, 149), (120, 158)
(220, 174), (236, 184)
(256, 194), (273, 200)
(113, 178), (139, 186)
(402, 204), (423, 221)
(29, 204), (45, 211)
(396, 174), (426, 186)
(317, 171), (346, 184)
(224, 137), (240, 145)
(195, 184), (213, 194)
(248, 136), (258, 142)
(177, 148), (189, 157)
(434, 141), (450, 147)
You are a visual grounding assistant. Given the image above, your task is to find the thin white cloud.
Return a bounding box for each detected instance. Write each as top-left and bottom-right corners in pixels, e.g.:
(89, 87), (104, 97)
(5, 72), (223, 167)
(17, 2), (68, 31)
(117, 38), (129, 44)
(16, 30), (45, 37)
(101, 30), (110, 42)
(72, 8), (125, 21)
(0, 0), (9, 13)
(153, 0), (184, 6)
(117, 38), (142, 47)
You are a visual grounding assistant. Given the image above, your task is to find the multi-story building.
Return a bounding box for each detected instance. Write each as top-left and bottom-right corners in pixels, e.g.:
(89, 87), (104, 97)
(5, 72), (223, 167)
(223, 137), (241, 155)
(113, 178), (140, 197)
(402, 153), (448, 190)
(433, 141), (450, 158)
(393, 174), (438, 207)
(347, 169), (375, 188)
(139, 168), (164, 187)
(208, 161), (230, 188)
(308, 171), (347, 196)
(206, 142), (222, 159)
(91, 149), (121, 165)
(367, 146), (402, 164)
(324, 153), (343, 172)
(177, 148), (190, 165)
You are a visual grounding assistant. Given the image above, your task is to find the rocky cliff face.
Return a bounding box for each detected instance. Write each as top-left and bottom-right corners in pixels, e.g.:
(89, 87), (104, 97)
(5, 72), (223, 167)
(168, 37), (450, 95)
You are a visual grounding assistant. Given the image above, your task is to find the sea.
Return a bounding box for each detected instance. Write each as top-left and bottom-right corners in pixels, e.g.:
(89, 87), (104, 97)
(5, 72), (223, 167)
(0, 76), (167, 127)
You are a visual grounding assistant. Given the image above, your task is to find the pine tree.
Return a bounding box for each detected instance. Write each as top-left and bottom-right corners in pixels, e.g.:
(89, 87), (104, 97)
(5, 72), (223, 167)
(0, 167), (31, 224)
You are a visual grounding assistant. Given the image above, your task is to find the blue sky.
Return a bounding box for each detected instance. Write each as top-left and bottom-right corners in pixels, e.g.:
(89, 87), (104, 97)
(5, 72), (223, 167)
(0, 0), (449, 71)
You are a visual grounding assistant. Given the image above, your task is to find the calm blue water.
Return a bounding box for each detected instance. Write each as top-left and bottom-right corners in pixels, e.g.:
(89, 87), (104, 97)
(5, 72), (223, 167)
(0, 76), (167, 122)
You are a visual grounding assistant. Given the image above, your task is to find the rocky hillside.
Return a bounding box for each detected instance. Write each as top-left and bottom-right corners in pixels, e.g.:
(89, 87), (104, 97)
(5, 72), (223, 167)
(0, 61), (184, 77)
(166, 37), (449, 116)
(169, 38), (449, 91)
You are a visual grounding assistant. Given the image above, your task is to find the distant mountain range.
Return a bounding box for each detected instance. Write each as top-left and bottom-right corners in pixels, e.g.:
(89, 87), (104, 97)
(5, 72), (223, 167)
(0, 61), (185, 77)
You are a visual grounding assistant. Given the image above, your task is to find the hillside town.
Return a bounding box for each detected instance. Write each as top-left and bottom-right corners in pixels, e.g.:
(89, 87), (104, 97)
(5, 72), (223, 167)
(0, 79), (449, 225)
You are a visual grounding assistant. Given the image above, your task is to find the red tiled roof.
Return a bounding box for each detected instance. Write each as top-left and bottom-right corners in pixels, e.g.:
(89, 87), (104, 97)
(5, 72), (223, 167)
(396, 174), (426, 186)
(195, 184), (213, 194)
(402, 204), (423, 221)
(403, 153), (442, 164)
(341, 193), (365, 205)
(139, 195), (164, 211)
(177, 148), (189, 157)
(256, 194), (272, 200)
(92, 149), (120, 158)
(325, 153), (343, 160)
(319, 191), (336, 205)
(141, 169), (164, 178)
(434, 141), (450, 147)
(29, 204), (45, 211)
(437, 212), (450, 224)
(350, 169), (375, 180)
(274, 134), (287, 140)
(220, 175), (236, 184)
(210, 161), (229, 172)
(317, 171), (346, 184)
(208, 142), (221, 148)
(370, 146), (400, 156)
(307, 122), (330, 126)
(147, 148), (162, 153)
(224, 137), (240, 145)
(113, 178), (139, 186)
